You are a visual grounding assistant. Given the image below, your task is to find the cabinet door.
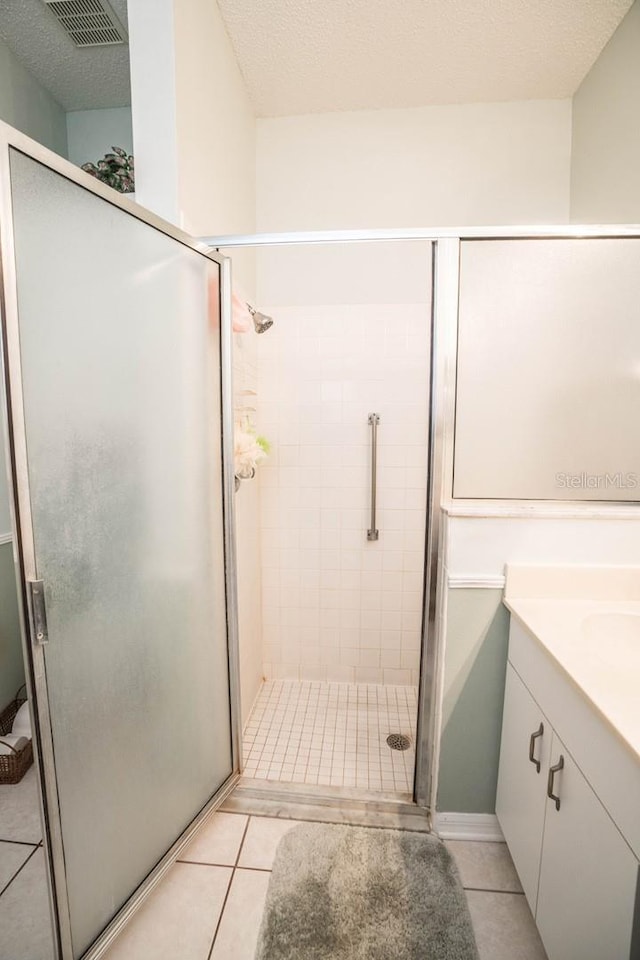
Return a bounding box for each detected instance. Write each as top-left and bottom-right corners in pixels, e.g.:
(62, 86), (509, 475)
(537, 733), (639, 960)
(496, 663), (551, 911)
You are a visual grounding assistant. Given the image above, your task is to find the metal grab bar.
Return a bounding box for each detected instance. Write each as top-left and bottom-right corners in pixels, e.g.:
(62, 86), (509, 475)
(367, 413), (380, 541)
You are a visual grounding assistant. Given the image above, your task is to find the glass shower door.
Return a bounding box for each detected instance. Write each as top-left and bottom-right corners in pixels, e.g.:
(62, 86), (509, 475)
(3, 147), (236, 958)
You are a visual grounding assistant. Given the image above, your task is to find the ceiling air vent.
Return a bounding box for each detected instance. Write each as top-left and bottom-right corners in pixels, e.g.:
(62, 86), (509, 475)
(42, 0), (128, 47)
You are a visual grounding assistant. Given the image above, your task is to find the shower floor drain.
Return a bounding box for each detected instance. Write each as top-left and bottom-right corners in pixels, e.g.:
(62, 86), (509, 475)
(386, 733), (411, 751)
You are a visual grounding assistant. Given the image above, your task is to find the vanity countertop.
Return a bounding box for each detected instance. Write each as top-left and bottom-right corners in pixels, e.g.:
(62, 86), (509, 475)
(503, 565), (640, 763)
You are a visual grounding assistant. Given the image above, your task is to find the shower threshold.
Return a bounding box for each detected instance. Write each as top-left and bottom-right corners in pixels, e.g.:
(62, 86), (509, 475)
(223, 777), (431, 832)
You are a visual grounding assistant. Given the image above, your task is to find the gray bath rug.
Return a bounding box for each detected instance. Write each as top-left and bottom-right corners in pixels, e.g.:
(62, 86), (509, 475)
(254, 822), (479, 960)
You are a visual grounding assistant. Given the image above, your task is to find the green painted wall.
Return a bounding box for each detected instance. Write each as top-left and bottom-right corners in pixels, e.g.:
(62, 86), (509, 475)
(0, 36), (67, 157)
(437, 588), (510, 813)
(0, 540), (24, 710)
(66, 107), (133, 167)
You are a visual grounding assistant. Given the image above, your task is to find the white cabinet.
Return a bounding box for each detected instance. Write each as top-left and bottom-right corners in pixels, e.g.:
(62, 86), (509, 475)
(496, 665), (550, 911)
(497, 641), (640, 960)
(536, 732), (639, 960)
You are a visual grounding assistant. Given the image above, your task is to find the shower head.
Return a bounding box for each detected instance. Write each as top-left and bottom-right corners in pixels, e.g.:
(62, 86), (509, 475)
(247, 304), (274, 334)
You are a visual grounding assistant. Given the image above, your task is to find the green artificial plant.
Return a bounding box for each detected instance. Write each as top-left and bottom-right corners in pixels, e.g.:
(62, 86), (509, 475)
(82, 146), (135, 194)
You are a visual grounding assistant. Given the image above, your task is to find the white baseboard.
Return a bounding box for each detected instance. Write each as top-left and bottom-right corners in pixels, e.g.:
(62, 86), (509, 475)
(433, 812), (504, 842)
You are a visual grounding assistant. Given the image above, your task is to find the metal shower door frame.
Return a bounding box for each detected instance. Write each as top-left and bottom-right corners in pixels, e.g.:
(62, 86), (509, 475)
(0, 121), (243, 960)
(208, 232), (444, 814)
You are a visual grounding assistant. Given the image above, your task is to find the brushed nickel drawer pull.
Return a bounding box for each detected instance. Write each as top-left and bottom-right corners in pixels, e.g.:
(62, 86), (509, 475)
(528, 723), (544, 773)
(547, 755), (564, 811)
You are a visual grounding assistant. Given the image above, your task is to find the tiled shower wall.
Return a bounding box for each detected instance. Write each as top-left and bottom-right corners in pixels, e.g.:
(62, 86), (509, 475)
(233, 329), (264, 726)
(256, 301), (430, 685)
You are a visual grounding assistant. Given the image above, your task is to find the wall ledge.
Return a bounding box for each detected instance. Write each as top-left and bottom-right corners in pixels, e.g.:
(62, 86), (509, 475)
(443, 500), (640, 520)
(447, 575), (505, 590)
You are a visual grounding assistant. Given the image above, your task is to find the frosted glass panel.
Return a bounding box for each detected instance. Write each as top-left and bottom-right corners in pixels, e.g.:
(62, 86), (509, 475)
(455, 239), (640, 500)
(9, 150), (232, 957)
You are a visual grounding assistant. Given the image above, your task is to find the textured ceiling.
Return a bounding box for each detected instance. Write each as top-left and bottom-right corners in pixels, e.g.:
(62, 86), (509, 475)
(217, 0), (634, 117)
(0, 0), (633, 116)
(0, 0), (130, 110)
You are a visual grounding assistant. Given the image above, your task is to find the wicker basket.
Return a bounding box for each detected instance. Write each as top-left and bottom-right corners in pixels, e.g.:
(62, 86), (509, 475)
(0, 685), (33, 784)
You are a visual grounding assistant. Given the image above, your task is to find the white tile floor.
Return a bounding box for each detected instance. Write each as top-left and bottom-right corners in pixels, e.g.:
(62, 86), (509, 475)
(0, 767), (55, 960)
(242, 680), (418, 795)
(2, 729), (548, 960)
(103, 811), (548, 960)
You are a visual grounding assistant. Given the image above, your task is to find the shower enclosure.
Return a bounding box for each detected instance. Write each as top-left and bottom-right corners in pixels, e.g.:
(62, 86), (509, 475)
(0, 126), (241, 960)
(228, 241), (433, 801)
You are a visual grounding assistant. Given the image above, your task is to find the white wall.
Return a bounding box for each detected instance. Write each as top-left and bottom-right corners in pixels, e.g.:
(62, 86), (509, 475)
(66, 107), (133, 168)
(128, 0), (179, 222)
(446, 513), (640, 579)
(0, 35), (67, 157)
(571, 1), (640, 223)
(256, 99), (572, 232)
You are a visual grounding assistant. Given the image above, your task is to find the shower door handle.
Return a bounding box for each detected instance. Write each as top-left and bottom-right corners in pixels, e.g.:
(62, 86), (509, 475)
(367, 413), (380, 541)
(28, 579), (49, 645)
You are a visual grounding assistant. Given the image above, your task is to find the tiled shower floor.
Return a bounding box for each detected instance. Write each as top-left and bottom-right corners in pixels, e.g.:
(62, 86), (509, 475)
(242, 680), (418, 795)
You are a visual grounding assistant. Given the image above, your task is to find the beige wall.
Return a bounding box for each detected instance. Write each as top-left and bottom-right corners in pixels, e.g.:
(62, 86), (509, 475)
(257, 99), (572, 232)
(173, 0), (255, 241)
(571, 1), (640, 223)
(129, 0), (256, 254)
